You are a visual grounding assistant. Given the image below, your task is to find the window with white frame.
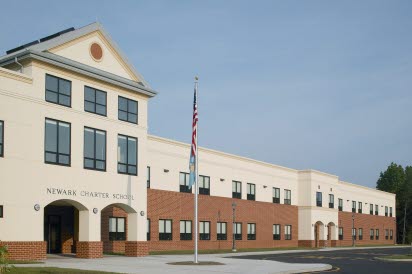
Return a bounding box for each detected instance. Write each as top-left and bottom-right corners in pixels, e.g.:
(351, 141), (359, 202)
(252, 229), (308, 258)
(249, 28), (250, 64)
(179, 172), (191, 193)
(180, 220), (192, 240)
(273, 224), (280, 240)
(199, 175), (210, 195)
(284, 189), (291, 205)
(247, 183), (256, 201)
(200, 221), (210, 240)
(232, 181), (242, 199)
(109, 217), (125, 241)
(233, 222), (242, 240)
(159, 219), (172, 240)
(273, 188), (280, 203)
(217, 222), (227, 240)
(285, 225), (292, 240)
(247, 223), (256, 240)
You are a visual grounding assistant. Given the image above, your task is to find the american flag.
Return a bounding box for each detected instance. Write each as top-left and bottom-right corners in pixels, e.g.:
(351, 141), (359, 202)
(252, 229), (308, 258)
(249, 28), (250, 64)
(188, 80), (198, 189)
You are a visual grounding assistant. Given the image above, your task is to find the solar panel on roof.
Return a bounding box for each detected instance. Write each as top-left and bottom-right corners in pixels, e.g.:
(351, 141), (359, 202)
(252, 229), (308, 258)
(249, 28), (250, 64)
(6, 40), (40, 55)
(39, 27), (75, 43)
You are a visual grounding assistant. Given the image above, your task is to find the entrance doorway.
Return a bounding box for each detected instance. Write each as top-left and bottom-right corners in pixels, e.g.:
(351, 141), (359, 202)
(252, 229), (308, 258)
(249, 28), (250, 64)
(44, 202), (79, 254)
(314, 221), (325, 247)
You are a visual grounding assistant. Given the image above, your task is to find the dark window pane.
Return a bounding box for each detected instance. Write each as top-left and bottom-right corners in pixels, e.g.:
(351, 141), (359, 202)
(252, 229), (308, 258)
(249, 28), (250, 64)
(84, 158), (94, 168)
(46, 75), (58, 92)
(85, 101), (95, 113)
(84, 87), (95, 102)
(84, 128), (95, 158)
(128, 165), (137, 175)
(45, 120), (57, 152)
(59, 80), (71, 96)
(119, 110), (127, 121)
(96, 105), (106, 115)
(127, 138), (137, 165)
(96, 160), (105, 170)
(59, 155), (69, 165)
(59, 95), (70, 106)
(96, 91), (106, 105)
(118, 163), (127, 173)
(128, 100), (137, 114)
(95, 131), (106, 160)
(45, 91), (58, 103)
(119, 97), (127, 111)
(58, 123), (70, 154)
(118, 136), (127, 164)
(45, 152), (57, 163)
(128, 113), (137, 123)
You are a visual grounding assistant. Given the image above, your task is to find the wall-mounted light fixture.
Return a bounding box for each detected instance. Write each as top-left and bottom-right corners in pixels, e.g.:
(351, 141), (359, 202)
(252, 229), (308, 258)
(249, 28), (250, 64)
(164, 169), (169, 173)
(140, 211), (145, 216)
(93, 208), (98, 214)
(220, 178), (225, 182)
(34, 204), (40, 211)
(263, 185), (267, 188)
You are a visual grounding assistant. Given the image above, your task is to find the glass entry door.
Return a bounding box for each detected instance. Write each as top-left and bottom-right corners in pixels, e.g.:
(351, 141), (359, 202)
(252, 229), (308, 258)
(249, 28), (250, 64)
(47, 215), (61, 253)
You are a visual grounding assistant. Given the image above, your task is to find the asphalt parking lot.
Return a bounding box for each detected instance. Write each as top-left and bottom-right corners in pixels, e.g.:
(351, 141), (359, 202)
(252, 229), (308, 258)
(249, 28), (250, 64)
(230, 247), (412, 274)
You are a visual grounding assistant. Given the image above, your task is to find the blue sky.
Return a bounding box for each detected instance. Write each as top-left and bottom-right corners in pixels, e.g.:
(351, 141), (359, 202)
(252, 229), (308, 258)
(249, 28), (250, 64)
(1, 1), (411, 188)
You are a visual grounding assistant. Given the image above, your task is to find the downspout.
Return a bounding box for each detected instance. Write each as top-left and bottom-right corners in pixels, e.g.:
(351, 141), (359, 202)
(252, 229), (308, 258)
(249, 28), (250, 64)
(15, 56), (24, 73)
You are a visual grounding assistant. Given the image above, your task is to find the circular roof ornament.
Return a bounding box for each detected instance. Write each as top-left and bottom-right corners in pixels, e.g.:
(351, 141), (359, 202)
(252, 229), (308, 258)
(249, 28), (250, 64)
(90, 43), (103, 61)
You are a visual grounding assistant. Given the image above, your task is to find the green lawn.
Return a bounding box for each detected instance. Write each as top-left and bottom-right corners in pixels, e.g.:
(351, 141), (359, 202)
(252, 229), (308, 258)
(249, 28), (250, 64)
(149, 246), (318, 255)
(6, 267), (120, 273)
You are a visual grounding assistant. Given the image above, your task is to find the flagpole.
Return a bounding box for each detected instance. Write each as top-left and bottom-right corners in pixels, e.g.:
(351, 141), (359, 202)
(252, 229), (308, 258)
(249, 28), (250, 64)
(194, 76), (199, 264)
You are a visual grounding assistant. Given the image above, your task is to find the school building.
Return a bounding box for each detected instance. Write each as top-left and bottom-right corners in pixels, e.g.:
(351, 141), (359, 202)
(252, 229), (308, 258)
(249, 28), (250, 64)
(0, 23), (396, 261)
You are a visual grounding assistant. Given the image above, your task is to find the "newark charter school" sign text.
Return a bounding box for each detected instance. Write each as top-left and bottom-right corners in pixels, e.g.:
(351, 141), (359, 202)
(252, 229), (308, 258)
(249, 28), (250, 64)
(46, 187), (134, 200)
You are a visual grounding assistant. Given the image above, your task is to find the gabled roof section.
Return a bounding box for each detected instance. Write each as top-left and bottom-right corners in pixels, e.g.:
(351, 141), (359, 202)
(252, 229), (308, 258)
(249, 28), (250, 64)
(1, 22), (152, 88)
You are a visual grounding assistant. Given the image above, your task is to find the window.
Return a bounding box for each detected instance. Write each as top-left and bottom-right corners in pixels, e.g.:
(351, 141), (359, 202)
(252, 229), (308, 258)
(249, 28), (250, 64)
(199, 175), (210, 195)
(339, 227), (343, 240)
(45, 74), (71, 107)
(375, 229), (379, 240)
(375, 205), (379, 215)
(284, 189), (291, 205)
(179, 172), (191, 193)
(0, 205), (3, 218)
(359, 228), (363, 240)
(338, 198), (343, 211)
(385, 229), (389, 240)
(352, 201), (356, 213)
(390, 229), (393, 240)
(247, 223), (256, 240)
(358, 202), (362, 213)
(180, 220), (192, 240)
(118, 96), (138, 124)
(147, 219), (151, 241)
(329, 194), (334, 208)
(285, 225), (292, 240)
(147, 166), (151, 188)
(390, 207), (393, 217)
(159, 219), (172, 240)
(232, 181), (242, 199)
(84, 127), (106, 171)
(233, 222), (242, 240)
(273, 224), (281, 240)
(385, 206), (388, 217)
(316, 192), (322, 207)
(199, 221), (210, 240)
(370, 229), (374, 240)
(352, 228), (356, 240)
(109, 217), (126, 241)
(370, 204), (374, 215)
(117, 135), (137, 175)
(273, 188), (280, 204)
(247, 183), (256, 201)
(84, 86), (107, 116)
(45, 118), (71, 166)
(217, 222), (227, 240)
(0, 121), (3, 157)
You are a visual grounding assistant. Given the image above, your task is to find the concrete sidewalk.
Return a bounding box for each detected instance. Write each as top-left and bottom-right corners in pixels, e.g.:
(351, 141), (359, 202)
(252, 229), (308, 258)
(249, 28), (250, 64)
(17, 253), (331, 274)
(15, 246), (408, 274)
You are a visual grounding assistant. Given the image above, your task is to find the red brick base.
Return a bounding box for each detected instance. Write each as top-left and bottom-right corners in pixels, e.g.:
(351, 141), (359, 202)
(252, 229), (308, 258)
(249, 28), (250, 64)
(0, 241), (46, 261)
(76, 241), (103, 259)
(125, 241), (149, 256)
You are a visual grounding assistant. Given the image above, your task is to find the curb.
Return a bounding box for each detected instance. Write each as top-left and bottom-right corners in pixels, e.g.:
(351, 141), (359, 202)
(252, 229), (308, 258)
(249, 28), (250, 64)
(374, 257), (412, 262)
(276, 264), (333, 274)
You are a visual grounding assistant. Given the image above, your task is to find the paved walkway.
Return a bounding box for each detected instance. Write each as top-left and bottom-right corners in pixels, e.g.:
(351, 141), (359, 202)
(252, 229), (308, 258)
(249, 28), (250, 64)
(15, 246), (408, 274)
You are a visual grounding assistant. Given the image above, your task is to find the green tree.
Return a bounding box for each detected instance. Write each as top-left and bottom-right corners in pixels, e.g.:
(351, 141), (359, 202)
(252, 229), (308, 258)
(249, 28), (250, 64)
(377, 162), (405, 194)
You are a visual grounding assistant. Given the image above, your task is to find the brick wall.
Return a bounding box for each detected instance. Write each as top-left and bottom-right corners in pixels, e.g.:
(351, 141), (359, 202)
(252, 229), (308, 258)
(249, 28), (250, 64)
(125, 241), (149, 256)
(101, 206), (128, 253)
(337, 211), (396, 246)
(0, 241), (46, 261)
(147, 188), (298, 251)
(76, 241), (103, 259)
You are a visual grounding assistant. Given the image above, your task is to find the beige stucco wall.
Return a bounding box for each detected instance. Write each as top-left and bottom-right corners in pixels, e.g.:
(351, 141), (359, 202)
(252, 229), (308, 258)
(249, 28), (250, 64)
(0, 63), (148, 242)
